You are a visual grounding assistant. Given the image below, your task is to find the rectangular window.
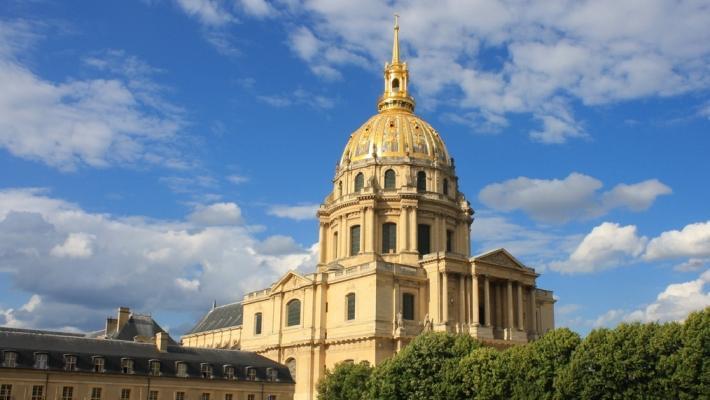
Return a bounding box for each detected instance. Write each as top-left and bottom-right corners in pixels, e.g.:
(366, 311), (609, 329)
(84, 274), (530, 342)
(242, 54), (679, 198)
(61, 386), (73, 400)
(346, 293), (356, 320)
(32, 385), (44, 400)
(254, 313), (262, 335)
(267, 396), (277, 400)
(382, 223), (397, 253)
(201, 363), (212, 379)
(120, 389), (131, 400)
(350, 225), (361, 255)
(148, 391), (159, 400)
(417, 224), (430, 255)
(3, 351), (17, 368)
(90, 388), (102, 400)
(121, 358), (134, 374)
(176, 362), (188, 378)
(200, 393), (210, 400)
(150, 360), (161, 376)
(446, 230), (453, 253)
(224, 365), (235, 380)
(0, 385), (12, 400)
(246, 367), (257, 381)
(35, 353), (48, 369)
(64, 355), (77, 371)
(247, 395), (255, 400)
(174, 392), (184, 400)
(402, 293), (415, 320)
(93, 357), (105, 372)
(224, 395), (232, 400)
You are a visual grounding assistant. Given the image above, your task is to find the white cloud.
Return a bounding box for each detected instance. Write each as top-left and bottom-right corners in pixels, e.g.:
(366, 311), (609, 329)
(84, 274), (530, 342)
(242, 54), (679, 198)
(50, 233), (95, 259)
(0, 24), (185, 171)
(549, 222), (647, 274)
(254, 235), (304, 255)
(226, 174), (249, 184)
(267, 204), (320, 220)
(174, 0), (235, 26)
(188, 202), (243, 226)
(257, 88), (336, 110)
(239, 0), (274, 18)
(625, 270), (710, 323)
(644, 221), (710, 260)
(479, 173), (671, 223)
(674, 258), (709, 273)
(0, 188), (316, 331)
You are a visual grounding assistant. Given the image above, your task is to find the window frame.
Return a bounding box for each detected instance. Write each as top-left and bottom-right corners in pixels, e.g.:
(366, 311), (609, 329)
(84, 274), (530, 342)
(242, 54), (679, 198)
(402, 293), (415, 321)
(286, 299), (301, 327)
(34, 353), (48, 370)
(416, 171), (427, 192)
(0, 384), (12, 400)
(446, 230), (453, 253)
(443, 178), (449, 195)
(2, 351), (17, 368)
(149, 360), (161, 377)
(64, 355), (77, 372)
(120, 389), (131, 400)
(121, 358), (134, 374)
(350, 225), (361, 256)
(148, 391), (158, 400)
(417, 224), (431, 256)
(254, 312), (263, 335)
(92, 356), (105, 373)
(354, 173), (364, 192)
(61, 386), (73, 400)
(90, 387), (102, 400)
(176, 361), (188, 378)
(346, 293), (356, 321)
(384, 169), (396, 189)
(200, 363), (213, 379)
(382, 223), (397, 253)
(31, 385), (44, 400)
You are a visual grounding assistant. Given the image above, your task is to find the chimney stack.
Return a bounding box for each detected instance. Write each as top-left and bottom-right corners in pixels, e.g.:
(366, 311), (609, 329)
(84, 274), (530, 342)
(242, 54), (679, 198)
(117, 307), (130, 331)
(156, 332), (169, 352)
(105, 317), (117, 336)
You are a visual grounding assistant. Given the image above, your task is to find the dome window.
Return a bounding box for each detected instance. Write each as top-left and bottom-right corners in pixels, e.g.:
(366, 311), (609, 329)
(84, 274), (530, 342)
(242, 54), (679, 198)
(416, 171), (426, 192)
(354, 173), (364, 192)
(384, 169), (396, 189)
(443, 178), (449, 195)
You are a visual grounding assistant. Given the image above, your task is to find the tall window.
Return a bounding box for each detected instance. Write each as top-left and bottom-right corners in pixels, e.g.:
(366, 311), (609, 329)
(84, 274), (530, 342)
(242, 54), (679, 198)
(121, 358), (134, 374)
(245, 367), (257, 381)
(416, 171), (426, 192)
(338, 181), (343, 197)
(392, 78), (400, 92)
(286, 300), (301, 326)
(90, 388), (102, 400)
(333, 232), (338, 258)
(3, 351), (16, 368)
(382, 223), (397, 253)
(354, 173), (364, 192)
(417, 224), (431, 255)
(0, 385), (12, 400)
(267, 396), (277, 400)
(446, 230), (453, 253)
(176, 362), (188, 378)
(346, 293), (356, 320)
(201, 363), (213, 379)
(174, 393), (184, 400)
(93, 356), (105, 372)
(224, 365), (235, 380)
(225, 395), (233, 400)
(200, 393), (210, 400)
(61, 387), (73, 400)
(254, 313), (263, 335)
(247, 395), (256, 400)
(384, 169), (396, 189)
(443, 178), (449, 195)
(149, 360), (161, 376)
(350, 225), (361, 255)
(402, 293), (415, 320)
(148, 391), (158, 400)
(34, 353), (48, 369)
(266, 368), (278, 381)
(31, 385), (43, 400)
(64, 355), (77, 371)
(285, 358), (296, 380)
(120, 389), (131, 400)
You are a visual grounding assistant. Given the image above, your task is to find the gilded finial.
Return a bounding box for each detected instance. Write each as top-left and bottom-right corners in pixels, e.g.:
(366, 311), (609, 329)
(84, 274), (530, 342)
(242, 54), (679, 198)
(392, 14), (400, 64)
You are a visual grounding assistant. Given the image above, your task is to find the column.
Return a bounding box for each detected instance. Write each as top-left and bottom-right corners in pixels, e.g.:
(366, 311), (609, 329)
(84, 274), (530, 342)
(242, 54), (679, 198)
(402, 206), (409, 250)
(318, 223), (327, 263)
(471, 275), (479, 326)
(441, 272), (449, 324)
(517, 283), (524, 331)
(483, 275), (490, 327)
(529, 287), (537, 336)
(408, 207), (417, 252)
(458, 274), (466, 326)
(398, 208), (408, 252)
(507, 280), (514, 331)
(341, 216), (347, 257)
(495, 283), (502, 328)
(360, 207), (366, 253)
(367, 207), (376, 253)
(438, 215), (446, 252)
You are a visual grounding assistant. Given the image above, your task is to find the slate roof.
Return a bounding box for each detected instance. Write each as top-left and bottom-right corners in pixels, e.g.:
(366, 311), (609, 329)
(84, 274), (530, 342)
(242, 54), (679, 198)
(0, 327), (293, 383)
(108, 314), (177, 344)
(186, 302), (243, 335)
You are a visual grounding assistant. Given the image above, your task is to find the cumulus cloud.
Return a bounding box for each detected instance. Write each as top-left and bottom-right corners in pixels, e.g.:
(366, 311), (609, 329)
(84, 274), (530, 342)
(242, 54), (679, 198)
(267, 204), (320, 220)
(674, 258), (709, 273)
(479, 173), (671, 223)
(644, 221), (710, 260)
(0, 188), (316, 331)
(174, 0), (235, 26)
(188, 202), (243, 226)
(50, 233), (95, 259)
(0, 23), (186, 171)
(549, 222), (647, 274)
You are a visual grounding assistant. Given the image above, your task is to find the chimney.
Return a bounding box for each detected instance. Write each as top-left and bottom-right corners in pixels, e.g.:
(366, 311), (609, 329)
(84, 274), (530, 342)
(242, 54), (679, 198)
(156, 332), (169, 352)
(117, 307), (130, 331)
(105, 317), (117, 336)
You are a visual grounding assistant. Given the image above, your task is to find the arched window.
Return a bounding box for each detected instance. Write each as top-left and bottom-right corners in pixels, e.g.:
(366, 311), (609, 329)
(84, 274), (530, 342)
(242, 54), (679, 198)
(350, 225), (361, 255)
(346, 293), (356, 320)
(417, 171), (426, 192)
(392, 78), (400, 92)
(443, 178), (449, 195)
(402, 293), (415, 320)
(384, 169), (396, 189)
(254, 313), (262, 335)
(354, 173), (364, 192)
(286, 300), (301, 326)
(285, 358), (296, 380)
(382, 223), (397, 253)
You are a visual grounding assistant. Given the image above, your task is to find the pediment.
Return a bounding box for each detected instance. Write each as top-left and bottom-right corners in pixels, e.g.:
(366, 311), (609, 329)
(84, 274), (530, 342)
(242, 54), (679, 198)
(270, 270), (312, 293)
(473, 248), (528, 271)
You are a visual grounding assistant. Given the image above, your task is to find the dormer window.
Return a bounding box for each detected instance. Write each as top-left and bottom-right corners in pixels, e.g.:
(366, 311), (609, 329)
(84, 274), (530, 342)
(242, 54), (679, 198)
(245, 366), (257, 381)
(149, 360), (161, 376)
(223, 365), (235, 380)
(266, 368), (278, 382)
(2, 351), (17, 368)
(64, 355), (77, 371)
(201, 363), (213, 379)
(176, 362), (188, 378)
(92, 356), (105, 373)
(121, 358), (134, 374)
(34, 353), (48, 369)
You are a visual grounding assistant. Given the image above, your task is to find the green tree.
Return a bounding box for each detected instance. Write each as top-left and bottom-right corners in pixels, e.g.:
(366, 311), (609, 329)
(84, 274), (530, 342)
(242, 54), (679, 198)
(458, 346), (509, 399)
(316, 361), (373, 400)
(673, 307), (710, 399)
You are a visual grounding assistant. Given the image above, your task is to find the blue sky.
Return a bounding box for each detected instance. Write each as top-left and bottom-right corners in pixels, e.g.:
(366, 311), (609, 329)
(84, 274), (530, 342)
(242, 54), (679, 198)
(0, 0), (708, 336)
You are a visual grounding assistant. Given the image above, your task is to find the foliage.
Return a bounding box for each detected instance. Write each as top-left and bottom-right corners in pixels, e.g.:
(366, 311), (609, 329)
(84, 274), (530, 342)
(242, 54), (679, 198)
(315, 308), (709, 400)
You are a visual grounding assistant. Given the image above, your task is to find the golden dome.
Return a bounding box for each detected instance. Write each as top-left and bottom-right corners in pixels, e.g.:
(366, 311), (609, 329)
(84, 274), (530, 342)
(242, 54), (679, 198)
(339, 17), (451, 167)
(339, 111), (451, 166)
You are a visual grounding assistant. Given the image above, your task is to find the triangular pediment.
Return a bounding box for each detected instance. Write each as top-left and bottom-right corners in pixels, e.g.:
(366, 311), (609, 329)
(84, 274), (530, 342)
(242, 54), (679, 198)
(270, 270), (312, 293)
(473, 248), (528, 271)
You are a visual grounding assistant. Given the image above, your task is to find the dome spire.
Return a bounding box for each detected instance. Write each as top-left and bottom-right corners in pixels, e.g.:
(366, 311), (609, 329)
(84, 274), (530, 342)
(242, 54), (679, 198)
(392, 14), (400, 64)
(377, 15), (415, 113)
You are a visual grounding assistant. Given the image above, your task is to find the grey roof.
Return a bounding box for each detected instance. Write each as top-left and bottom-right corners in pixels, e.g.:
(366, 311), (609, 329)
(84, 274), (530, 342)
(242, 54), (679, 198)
(186, 302), (243, 335)
(0, 327), (293, 384)
(109, 314), (177, 344)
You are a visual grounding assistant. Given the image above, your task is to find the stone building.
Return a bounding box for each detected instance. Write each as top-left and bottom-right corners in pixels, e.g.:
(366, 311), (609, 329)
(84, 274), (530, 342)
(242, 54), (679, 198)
(0, 308), (294, 400)
(181, 20), (555, 400)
